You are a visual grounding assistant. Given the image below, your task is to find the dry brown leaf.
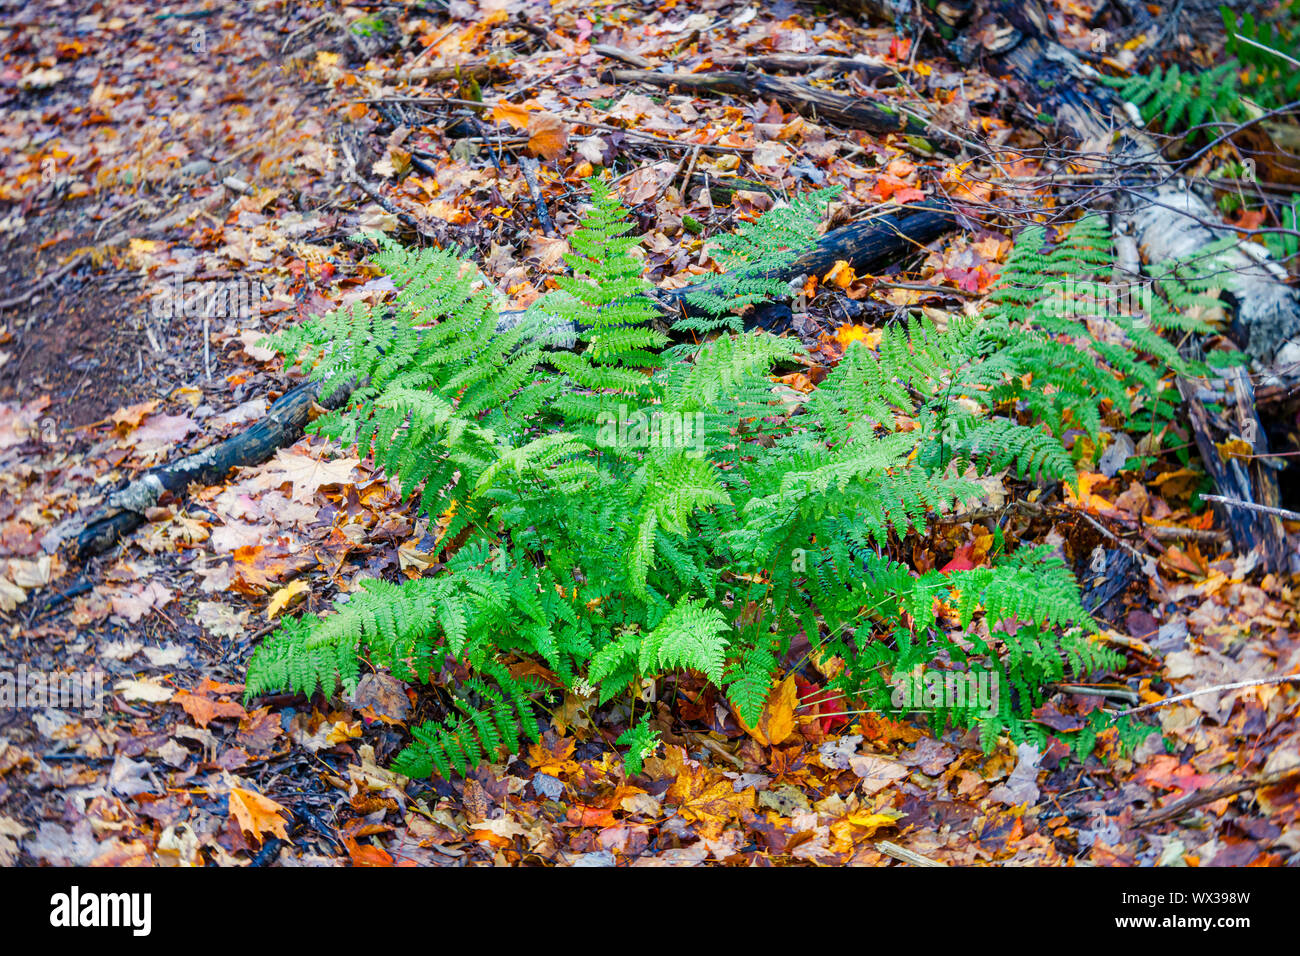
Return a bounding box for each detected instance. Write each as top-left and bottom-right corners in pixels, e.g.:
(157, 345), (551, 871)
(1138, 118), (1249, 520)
(228, 786), (290, 843)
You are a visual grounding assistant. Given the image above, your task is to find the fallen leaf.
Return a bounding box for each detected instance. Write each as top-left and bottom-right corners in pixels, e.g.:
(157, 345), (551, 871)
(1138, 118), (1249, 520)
(114, 679), (174, 703)
(228, 786), (290, 843)
(265, 579), (309, 620)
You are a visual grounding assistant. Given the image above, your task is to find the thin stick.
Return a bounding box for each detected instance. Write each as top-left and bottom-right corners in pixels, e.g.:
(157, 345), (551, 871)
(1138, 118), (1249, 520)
(1119, 672), (1300, 716)
(874, 841), (947, 867)
(680, 144), (702, 199)
(519, 156), (554, 236)
(658, 145), (693, 202)
(203, 289), (219, 383)
(1132, 764), (1300, 826)
(871, 278), (979, 299)
(1201, 493), (1300, 523)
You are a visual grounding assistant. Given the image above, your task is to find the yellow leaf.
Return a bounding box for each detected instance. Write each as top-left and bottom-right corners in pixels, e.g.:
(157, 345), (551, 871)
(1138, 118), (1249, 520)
(228, 787), (290, 843)
(1215, 438), (1253, 463)
(265, 579), (309, 620)
(738, 674), (797, 746)
(1064, 471), (1114, 514)
(824, 259), (856, 288)
(846, 810), (903, 830)
(491, 101), (532, 130)
(325, 720), (363, 745)
(834, 324), (882, 351)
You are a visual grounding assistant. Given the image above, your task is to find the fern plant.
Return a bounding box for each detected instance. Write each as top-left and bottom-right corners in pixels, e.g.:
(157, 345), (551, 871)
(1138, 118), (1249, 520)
(983, 213), (1216, 462)
(1224, 2), (1300, 110)
(1099, 62), (1246, 142)
(675, 186), (840, 338)
(1102, 4), (1300, 139)
(247, 183), (1160, 778)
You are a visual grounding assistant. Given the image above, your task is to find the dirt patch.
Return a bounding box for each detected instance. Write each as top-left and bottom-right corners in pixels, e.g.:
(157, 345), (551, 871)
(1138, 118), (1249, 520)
(0, 239), (229, 430)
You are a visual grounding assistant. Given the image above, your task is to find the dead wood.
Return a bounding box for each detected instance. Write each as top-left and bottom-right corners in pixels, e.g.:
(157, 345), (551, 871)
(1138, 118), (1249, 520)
(1177, 368), (1289, 572)
(75, 381), (352, 559)
(603, 68), (927, 141)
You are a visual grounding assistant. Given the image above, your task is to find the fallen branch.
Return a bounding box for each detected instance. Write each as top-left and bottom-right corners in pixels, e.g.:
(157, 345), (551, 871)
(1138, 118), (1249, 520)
(75, 381), (349, 559)
(708, 53), (891, 81)
(1201, 494), (1300, 524)
(1131, 763), (1300, 827)
(1119, 672), (1300, 716)
(1177, 370), (1289, 572)
(874, 840), (948, 867)
(603, 68), (930, 141)
(519, 155), (555, 237)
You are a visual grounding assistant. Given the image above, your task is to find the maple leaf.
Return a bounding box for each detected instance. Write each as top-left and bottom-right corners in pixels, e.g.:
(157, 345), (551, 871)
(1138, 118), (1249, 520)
(871, 176), (925, 203)
(126, 413), (198, 452)
(114, 679), (174, 703)
(834, 324), (882, 351)
(849, 753), (910, 793)
(1064, 471), (1115, 514)
(237, 707), (284, 752)
(108, 581), (173, 623)
(175, 680), (248, 727)
(491, 101), (532, 130)
(194, 600), (248, 638)
(228, 786), (290, 843)
(111, 399), (160, 434)
(108, 755), (154, 797)
(795, 677), (850, 733)
(664, 750), (756, 839)
(253, 448), (359, 503)
(345, 837), (396, 866)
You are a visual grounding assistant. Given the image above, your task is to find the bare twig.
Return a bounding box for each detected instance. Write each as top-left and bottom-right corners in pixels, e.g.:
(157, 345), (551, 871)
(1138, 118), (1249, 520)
(1131, 764), (1300, 826)
(591, 44), (651, 68)
(874, 841), (947, 867)
(519, 156), (554, 237)
(1119, 673), (1300, 716)
(1200, 494), (1300, 524)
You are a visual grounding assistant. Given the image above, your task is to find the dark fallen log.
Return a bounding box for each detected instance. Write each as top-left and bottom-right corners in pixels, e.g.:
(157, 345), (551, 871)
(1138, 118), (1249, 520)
(75, 381), (351, 559)
(74, 201), (958, 559)
(761, 202), (956, 287)
(603, 68), (935, 144)
(1177, 368), (1289, 572)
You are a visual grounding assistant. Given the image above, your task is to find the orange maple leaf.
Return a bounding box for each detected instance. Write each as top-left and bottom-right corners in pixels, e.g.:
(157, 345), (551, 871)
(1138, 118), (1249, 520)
(228, 786), (290, 843)
(491, 100), (532, 130)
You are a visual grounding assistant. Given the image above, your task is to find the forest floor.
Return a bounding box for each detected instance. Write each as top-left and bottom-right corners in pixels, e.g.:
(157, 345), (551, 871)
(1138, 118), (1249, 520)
(0, 0), (1298, 867)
